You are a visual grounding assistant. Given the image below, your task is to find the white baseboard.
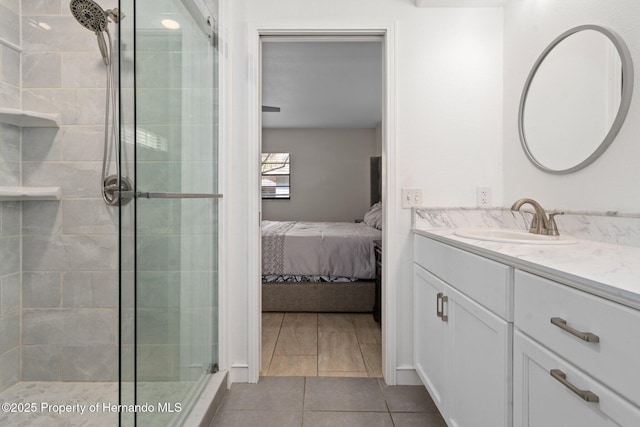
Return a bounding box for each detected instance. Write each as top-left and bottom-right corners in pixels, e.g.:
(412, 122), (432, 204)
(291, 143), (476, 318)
(229, 364), (250, 384)
(396, 366), (423, 385)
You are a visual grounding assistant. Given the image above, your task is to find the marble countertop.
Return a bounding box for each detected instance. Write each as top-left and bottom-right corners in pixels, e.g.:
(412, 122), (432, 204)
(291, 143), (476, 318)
(413, 227), (640, 311)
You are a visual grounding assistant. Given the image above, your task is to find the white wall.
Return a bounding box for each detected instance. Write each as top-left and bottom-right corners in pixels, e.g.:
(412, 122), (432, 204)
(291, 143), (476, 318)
(504, 0), (640, 212)
(223, 0), (504, 383)
(262, 128), (377, 222)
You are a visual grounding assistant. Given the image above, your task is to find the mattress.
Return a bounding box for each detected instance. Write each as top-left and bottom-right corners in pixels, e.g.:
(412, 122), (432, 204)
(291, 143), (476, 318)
(261, 221), (381, 280)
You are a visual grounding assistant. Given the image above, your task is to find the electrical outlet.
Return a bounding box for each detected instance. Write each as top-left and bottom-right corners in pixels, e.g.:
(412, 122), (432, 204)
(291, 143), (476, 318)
(401, 188), (423, 208)
(476, 187), (492, 206)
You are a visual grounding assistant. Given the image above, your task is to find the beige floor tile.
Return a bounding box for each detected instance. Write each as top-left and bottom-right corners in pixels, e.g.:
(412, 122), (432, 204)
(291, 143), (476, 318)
(318, 371), (369, 377)
(262, 311), (382, 378)
(352, 314), (382, 344)
(318, 331), (366, 372)
(351, 313), (378, 329)
(261, 313), (283, 375)
(268, 355), (317, 376)
(261, 331), (279, 375)
(274, 313), (317, 356)
(282, 312), (317, 327)
(262, 312), (284, 328)
(318, 313), (355, 332)
(360, 343), (383, 377)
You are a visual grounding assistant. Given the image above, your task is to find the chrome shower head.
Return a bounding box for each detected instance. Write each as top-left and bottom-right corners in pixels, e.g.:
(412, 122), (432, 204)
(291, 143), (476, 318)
(70, 0), (108, 33)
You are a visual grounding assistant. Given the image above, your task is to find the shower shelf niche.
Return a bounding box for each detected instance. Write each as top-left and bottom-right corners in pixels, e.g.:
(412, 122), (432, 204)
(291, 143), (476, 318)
(0, 108), (60, 128)
(0, 186), (62, 201)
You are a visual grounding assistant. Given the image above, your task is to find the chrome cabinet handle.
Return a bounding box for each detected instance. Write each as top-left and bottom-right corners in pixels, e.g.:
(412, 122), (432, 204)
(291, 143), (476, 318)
(441, 295), (448, 322)
(550, 369), (600, 403)
(436, 293), (449, 322)
(550, 317), (600, 343)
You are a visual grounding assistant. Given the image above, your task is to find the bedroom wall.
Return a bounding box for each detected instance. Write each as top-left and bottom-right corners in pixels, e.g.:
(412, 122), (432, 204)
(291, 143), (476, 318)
(224, 0), (504, 384)
(503, 0), (640, 212)
(262, 128), (378, 222)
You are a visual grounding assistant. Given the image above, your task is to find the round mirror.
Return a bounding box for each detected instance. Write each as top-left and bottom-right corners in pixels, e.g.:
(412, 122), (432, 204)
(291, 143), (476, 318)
(518, 25), (634, 174)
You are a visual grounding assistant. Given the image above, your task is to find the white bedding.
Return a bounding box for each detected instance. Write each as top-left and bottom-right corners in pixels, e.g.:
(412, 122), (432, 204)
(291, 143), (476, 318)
(261, 221), (381, 279)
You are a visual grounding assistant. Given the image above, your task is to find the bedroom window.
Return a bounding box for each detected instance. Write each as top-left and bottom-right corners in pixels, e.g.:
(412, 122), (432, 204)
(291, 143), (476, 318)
(261, 152), (291, 199)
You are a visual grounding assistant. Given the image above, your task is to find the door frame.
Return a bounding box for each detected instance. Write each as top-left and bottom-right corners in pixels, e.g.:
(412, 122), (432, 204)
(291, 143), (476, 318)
(246, 23), (398, 384)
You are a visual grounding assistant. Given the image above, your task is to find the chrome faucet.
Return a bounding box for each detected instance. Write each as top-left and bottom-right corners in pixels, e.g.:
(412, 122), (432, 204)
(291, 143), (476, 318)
(510, 198), (563, 236)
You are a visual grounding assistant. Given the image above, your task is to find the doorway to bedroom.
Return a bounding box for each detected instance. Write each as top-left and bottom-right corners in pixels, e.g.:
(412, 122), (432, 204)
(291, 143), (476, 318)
(259, 36), (384, 377)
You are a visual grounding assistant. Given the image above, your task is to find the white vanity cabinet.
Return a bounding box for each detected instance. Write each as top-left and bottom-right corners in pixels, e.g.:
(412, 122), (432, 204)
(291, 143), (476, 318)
(513, 270), (640, 427)
(414, 235), (513, 427)
(414, 231), (640, 427)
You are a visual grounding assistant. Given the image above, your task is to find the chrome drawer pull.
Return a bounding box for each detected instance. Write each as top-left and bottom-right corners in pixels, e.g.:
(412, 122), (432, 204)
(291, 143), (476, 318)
(550, 369), (600, 403)
(436, 293), (448, 321)
(550, 317), (600, 343)
(441, 295), (448, 322)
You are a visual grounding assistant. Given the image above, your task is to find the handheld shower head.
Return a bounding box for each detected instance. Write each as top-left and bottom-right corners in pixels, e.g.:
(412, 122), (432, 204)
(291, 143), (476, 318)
(70, 0), (124, 66)
(70, 0), (108, 33)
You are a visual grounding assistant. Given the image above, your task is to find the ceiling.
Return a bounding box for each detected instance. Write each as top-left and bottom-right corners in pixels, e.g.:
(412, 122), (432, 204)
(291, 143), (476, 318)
(261, 40), (383, 129)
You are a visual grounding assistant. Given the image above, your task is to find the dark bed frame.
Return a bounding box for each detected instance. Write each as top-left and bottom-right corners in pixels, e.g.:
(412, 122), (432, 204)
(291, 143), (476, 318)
(262, 281), (375, 312)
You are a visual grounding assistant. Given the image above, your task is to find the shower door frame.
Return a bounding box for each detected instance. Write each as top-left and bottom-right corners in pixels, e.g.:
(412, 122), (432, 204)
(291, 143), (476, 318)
(117, 0), (227, 423)
(245, 23), (399, 385)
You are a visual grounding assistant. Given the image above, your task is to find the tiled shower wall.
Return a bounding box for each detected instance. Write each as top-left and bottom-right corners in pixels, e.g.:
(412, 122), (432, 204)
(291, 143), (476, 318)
(0, 0), (22, 393)
(19, 0), (119, 382)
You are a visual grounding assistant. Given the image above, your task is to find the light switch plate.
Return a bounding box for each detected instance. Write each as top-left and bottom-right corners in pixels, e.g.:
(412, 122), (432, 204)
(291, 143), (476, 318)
(402, 188), (423, 208)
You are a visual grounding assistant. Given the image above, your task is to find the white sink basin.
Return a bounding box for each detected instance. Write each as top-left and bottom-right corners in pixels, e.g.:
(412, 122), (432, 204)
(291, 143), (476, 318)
(454, 228), (577, 245)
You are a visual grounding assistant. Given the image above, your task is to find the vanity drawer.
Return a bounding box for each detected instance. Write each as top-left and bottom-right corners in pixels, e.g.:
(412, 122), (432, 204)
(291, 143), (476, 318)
(514, 330), (640, 427)
(515, 270), (640, 406)
(414, 235), (513, 320)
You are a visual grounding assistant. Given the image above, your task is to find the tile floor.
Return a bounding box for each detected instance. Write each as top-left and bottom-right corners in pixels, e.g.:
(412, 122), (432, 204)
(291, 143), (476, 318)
(209, 376), (446, 427)
(262, 312), (382, 377)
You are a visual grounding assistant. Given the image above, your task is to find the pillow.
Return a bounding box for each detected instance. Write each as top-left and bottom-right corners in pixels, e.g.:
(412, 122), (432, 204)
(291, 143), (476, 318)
(363, 202), (382, 229)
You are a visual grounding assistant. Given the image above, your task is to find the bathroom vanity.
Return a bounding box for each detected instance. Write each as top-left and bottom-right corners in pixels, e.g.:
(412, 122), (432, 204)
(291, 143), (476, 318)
(413, 217), (640, 427)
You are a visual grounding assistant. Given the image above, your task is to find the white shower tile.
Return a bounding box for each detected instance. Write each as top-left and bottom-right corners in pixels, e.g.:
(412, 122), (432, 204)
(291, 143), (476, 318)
(0, 81), (20, 108)
(61, 125), (107, 161)
(23, 15), (96, 52)
(62, 51), (106, 88)
(22, 234), (117, 271)
(22, 272), (63, 308)
(23, 161), (103, 198)
(22, 200), (63, 234)
(63, 271), (118, 308)
(21, 345), (62, 381)
(1, 46), (20, 87)
(0, 273), (19, 314)
(0, 236), (19, 276)
(22, 308), (117, 345)
(0, 5), (19, 46)
(1, 201), (20, 237)
(23, 52), (62, 88)
(0, 346), (19, 391)
(62, 199), (118, 235)
(22, 0), (62, 15)
(62, 345), (118, 381)
(22, 127), (63, 162)
(0, 312), (19, 354)
(0, 124), (20, 162)
(23, 88), (105, 125)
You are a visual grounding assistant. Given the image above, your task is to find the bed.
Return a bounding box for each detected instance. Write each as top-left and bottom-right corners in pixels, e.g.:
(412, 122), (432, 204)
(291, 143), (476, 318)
(262, 217), (382, 312)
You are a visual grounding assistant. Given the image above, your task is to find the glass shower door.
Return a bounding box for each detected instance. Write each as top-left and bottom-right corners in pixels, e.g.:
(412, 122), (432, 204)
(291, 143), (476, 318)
(120, 0), (219, 425)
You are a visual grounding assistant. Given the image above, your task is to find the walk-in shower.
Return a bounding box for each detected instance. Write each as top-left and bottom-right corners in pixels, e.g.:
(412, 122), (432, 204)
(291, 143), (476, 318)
(0, 0), (220, 425)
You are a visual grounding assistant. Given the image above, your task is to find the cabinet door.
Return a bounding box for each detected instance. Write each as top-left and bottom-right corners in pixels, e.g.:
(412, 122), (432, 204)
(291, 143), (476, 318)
(514, 330), (640, 427)
(446, 285), (512, 427)
(414, 264), (446, 413)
